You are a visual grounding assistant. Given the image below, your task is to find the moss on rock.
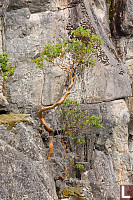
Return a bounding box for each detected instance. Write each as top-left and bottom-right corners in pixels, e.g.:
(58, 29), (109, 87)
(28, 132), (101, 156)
(0, 114), (31, 130)
(63, 186), (86, 200)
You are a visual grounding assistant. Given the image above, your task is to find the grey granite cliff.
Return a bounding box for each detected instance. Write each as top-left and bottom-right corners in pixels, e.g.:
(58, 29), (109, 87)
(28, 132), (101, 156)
(0, 0), (132, 199)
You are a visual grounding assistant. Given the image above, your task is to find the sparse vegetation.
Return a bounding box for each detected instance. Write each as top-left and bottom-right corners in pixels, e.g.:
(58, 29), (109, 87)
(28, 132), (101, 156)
(0, 52), (15, 80)
(32, 26), (102, 165)
(59, 98), (102, 178)
(75, 164), (84, 170)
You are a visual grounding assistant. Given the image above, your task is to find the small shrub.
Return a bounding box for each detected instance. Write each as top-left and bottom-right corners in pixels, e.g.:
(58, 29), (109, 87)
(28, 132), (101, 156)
(59, 98), (102, 143)
(0, 52), (15, 80)
(75, 164), (84, 170)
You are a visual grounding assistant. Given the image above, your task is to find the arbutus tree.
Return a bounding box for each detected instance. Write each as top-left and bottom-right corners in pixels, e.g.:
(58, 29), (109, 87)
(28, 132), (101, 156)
(32, 26), (102, 161)
(59, 98), (102, 179)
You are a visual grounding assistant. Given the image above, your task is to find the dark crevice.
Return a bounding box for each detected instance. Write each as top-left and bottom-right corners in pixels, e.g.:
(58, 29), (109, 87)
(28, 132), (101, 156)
(84, 134), (88, 162)
(54, 130), (63, 136)
(85, 96), (130, 105)
(43, 97), (131, 107)
(0, 110), (9, 114)
(41, 137), (48, 146)
(75, 168), (81, 179)
(6, 0), (81, 14)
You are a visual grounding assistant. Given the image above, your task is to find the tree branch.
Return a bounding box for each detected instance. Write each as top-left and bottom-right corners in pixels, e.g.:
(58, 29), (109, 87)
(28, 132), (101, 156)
(38, 68), (75, 159)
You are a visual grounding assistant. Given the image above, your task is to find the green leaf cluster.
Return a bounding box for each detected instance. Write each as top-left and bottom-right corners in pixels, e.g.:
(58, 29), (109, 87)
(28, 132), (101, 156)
(0, 52), (15, 80)
(59, 99), (102, 143)
(75, 164), (84, 170)
(32, 26), (102, 69)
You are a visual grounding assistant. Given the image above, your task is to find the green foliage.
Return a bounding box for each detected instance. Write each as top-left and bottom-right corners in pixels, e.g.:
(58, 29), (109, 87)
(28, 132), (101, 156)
(0, 52), (15, 80)
(75, 164), (84, 170)
(32, 26), (102, 69)
(59, 99), (102, 143)
(106, 0), (111, 5)
(76, 138), (85, 144)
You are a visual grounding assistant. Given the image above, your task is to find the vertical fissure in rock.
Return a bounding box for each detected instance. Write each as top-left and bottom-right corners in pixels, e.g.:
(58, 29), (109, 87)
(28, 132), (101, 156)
(1, 1), (5, 53)
(84, 134), (88, 162)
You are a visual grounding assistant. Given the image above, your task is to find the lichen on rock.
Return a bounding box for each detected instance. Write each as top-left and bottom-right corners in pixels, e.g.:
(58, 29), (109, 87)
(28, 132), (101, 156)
(63, 186), (86, 200)
(0, 113), (31, 130)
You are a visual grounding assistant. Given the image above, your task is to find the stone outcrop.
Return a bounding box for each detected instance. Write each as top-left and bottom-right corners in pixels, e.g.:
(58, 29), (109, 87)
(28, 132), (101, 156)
(110, 0), (133, 37)
(109, 0), (133, 88)
(109, 0), (133, 180)
(0, 118), (58, 200)
(0, 0), (132, 199)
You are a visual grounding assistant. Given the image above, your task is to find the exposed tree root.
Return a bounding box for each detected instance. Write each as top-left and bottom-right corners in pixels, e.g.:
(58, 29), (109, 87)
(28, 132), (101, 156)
(61, 135), (69, 179)
(47, 135), (54, 160)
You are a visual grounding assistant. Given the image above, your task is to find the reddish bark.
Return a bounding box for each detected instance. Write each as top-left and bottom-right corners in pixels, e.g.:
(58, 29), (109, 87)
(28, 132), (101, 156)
(38, 69), (75, 160)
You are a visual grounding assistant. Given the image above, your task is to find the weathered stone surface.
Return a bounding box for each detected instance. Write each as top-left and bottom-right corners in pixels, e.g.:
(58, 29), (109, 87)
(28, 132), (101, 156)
(109, 0), (133, 92)
(4, 0), (53, 13)
(88, 0), (110, 35)
(0, 120), (58, 200)
(81, 150), (119, 200)
(0, 93), (9, 110)
(4, 5), (70, 109)
(110, 0), (133, 37)
(109, 0), (133, 175)
(38, 98), (131, 200)
(69, 61), (131, 103)
(100, 99), (130, 184)
(51, 99), (131, 183)
(3, 0), (131, 110)
(0, 0), (132, 199)
(4, 0), (81, 13)
(54, 150), (119, 199)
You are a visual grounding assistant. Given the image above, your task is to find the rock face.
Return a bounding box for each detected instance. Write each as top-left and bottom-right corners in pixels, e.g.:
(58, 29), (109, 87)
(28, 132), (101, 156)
(110, 0), (133, 37)
(109, 0), (133, 88)
(0, 119), (58, 200)
(109, 0), (133, 180)
(0, 0), (132, 199)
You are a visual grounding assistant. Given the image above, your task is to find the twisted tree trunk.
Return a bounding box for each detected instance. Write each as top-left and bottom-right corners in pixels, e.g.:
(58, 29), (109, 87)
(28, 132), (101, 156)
(38, 69), (75, 160)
